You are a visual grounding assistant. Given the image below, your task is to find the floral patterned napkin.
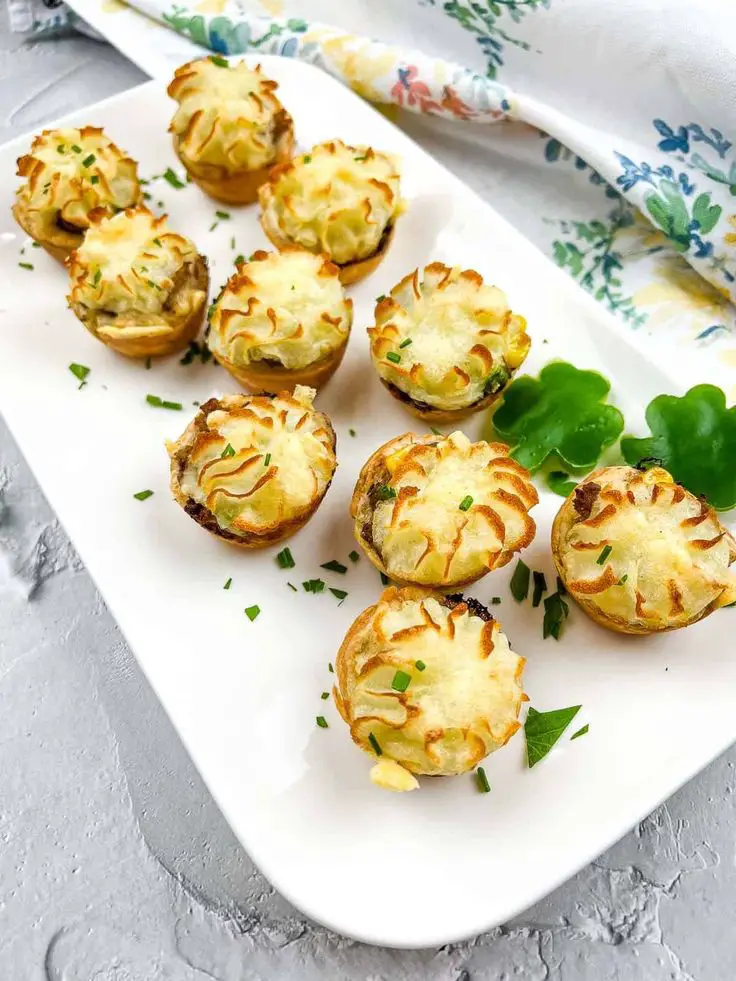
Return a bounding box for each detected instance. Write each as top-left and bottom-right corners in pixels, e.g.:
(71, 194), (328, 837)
(19, 0), (736, 389)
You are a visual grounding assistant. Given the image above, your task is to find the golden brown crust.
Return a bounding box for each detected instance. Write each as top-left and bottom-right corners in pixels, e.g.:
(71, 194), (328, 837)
(378, 378), (502, 423)
(552, 465), (736, 635)
(12, 200), (76, 263)
(211, 342), (348, 393)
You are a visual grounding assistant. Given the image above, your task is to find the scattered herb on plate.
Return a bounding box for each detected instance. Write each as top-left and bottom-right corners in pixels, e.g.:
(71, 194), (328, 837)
(525, 704), (581, 767)
(510, 559), (530, 602)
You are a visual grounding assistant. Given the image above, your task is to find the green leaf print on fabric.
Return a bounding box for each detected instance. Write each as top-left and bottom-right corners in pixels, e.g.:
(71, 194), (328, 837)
(442, 0), (550, 79)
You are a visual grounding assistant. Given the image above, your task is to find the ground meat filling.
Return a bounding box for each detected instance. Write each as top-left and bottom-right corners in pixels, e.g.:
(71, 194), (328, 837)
(441, 592), (494, 622)
(56, 215), (85, 236)
(385, 366), (505, 415)
(339, 220), (393, 273)
(573, 482), (601, 521)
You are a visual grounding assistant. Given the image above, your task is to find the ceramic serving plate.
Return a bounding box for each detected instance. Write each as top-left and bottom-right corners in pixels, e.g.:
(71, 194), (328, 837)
(0, 57), (734, 949)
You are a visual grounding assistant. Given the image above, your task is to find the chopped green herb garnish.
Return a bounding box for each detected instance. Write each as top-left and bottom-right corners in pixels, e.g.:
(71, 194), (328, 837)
(618, 574), (629, 585)
(316, 715), (328, 728)
(349, 428), (356, 437)
(399, 338), (412, 349)
(303, 578), (325, 593)
(525, 705), (581, 767)
(597, 544), (612, 565)
(209, 54), (229, 67)
(93, 268), (102, 286)
(349, 550), (360, 563)
(303, 154), (312, 163)
(391, 670), (411, 692)
(146, 394), (182, 410)
(475, 766), (491, 793)
(81, 153), (95, 168)
(368, 732), (382, 756)
(321, 691), (330, 699)
(430, 427), (443, 436)
(224, 577), (232, 590)
(491, 597), (501, 605)
(31, 241), (40, 248)
(18, 262), (33, 270)
(234, 254), (245, 266)
(376, 294), (386, 302)
(287, 582), (297, 591)
(386, 351), (401, 364)
(459, 495), (473, 511)
(69, 363), (90, 384)
(90, 175), (99, 185)
(510, 559), (530, 603)
(244, 605), (261, 622)
(329, 588), (348, 601)
(377, 484), (397, 501)
(230, 236), (235, 250)
(328, 662), (334, 673)
(145, 357), (152, 369)
(556, 576), (566, 595)
(221, 443), (236, 458)
(571, 724), (589, 740)
(415, 660), (426, 671)
(321, 559), (347, 574)
(354, 154), (368, 162)
(133, 489), (153, 501)
(542, 591), (570, 640)
(215, 210), (230, 220)
(163, 167), (185, 189)
(532, 570), (547, 608)
(71, 144), (82, 153)
(57, 144), (65, 153)
(277, 547), (295, 569)
(143, 191), (152, 201)
(264, 453), (272, 467)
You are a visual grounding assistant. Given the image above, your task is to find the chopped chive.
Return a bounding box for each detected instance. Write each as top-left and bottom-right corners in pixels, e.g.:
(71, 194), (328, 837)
(287, 582), (297, 592)
(571, 724), (589, 740)
(399, 338), (412, 349)
(368, 732), (382, 756)
(264, 452), (272, 467)
(244, 605), (261, 622)
(415, 660), (426, 671)
(329, 587), (348, 601)
(321, 691), (330, 699)
(475, 766), (491, 793)
(93, 268), (102, 286)
(618, 574), (629, 585)
(491, 596), (501, 605)
(386, 351), (401, 364)
(221, 443), (236, 458)
(376, 484), (397, 501)
(532, 570), (548, 608)
(69, 363), (90, 383)
(18, 262), (33, 270)
(542, 591), (570, 641)
(215, 210), (230, 220)
(380, 572), (390, 585)
(230, 236), (235, 249)
(276, 547), (295, 569)
(303, 154), (312, 163)
(510, 559), (531, 603)
(459, 495), (473, 511)
(376, 294), (386, 302)
(349, 428), (356, 437)
(321, 559), (347, 574)
(31, 241), (40, 247)
(316, 715), (328, 728)
(133, 489), (153, 501)
(146, 394), (182, 410)
(234, 254), (245, 265)
(354, 154), (368, 162)
(145, 357), (152, 369)
(163, 167), (185, 189)
(303, 578), (325, 593)
(153, 237), (162, 247)
(209, 54), (229, 67)
(81, 153), (95, 167)
(157, 200), (164, 208)
(597, 544), (613, 565)
(143, 191), (152, 201)
(57, 144), (65, 153)
(328, 662), (334, 673)
(349, 550), (360, 563)
(90, 175), (99, 185)
(71, 143), (82, 153)
(224, 577), (232, 590)
(430, 427), (443, 436)
(391, 670), (411, 692)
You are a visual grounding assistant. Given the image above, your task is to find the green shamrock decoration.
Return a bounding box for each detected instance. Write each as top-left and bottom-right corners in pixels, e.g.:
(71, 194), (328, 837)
(491, 361), (624, 472)
(621, 384), (736, 510)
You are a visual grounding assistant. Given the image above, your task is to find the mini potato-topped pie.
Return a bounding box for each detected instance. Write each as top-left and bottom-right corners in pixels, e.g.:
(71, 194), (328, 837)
(368, 262), (531, 422)
(168, 386), (336, 548)
(552, 465), (736, 635)
(207, 248), (353, 391)
(334, 586), (525, 791)
(67, 206), (208, 358)
(351, 431), (538, 589)
(258, 140), (401, 285)
(13, 126), (140, 261)
(167, 57), (294, 205)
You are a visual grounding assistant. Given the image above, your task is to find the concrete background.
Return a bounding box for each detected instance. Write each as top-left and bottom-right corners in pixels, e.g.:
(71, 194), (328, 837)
(1, 19), (735, 981)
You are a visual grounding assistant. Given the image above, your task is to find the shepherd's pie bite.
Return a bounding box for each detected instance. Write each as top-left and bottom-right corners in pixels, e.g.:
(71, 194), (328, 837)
(334, 586), (526, 790)
(368, 262), (531, 422)
(67, 206), (208, 358)
(552, 465), (736, 635)
(168, 386), (336, 548)
(13, 126), (140, 260)
(207, 248), (352, 391)
(258, 140), (401, 285)
(167, 57), (294, 204)
(351, 431), (538, 589)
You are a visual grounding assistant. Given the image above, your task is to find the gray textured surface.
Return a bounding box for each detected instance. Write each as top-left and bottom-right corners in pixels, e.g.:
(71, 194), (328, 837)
(1, 21), (734, 980)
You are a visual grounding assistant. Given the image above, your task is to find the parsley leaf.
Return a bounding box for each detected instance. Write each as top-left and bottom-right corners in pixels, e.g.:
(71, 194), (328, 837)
(525, 705), (581, 767)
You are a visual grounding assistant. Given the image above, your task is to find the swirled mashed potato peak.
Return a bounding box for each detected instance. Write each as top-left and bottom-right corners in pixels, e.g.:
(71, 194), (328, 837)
(354, 431), (538, 587)
(168, 58), (288, 173)
(259, 140), (401, 265)
(174, 386), (336, 539)
(208, 249), (352, 370)
(554, 465), (736, 632)
(335, 587), (525, 783)
(15, 126), (139, 238)
(369, 262), (530, 412)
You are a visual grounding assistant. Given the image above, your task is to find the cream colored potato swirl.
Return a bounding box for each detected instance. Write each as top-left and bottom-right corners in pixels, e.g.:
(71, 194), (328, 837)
(258, 141), (401, 265)
(368, 263), (531, 411)
(168, 58), (287, 172)
(362, 431), (538, 587)
(556, 466), (736, 631)
(68, 207), (201, 319)
(177, 386), (336, 538)
(15, 126), (139, 238)
(335, 586), (525, 782)
(208, 249), (352, 370)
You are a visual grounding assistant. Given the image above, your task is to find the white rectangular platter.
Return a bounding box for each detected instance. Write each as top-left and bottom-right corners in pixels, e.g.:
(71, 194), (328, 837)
(1, 57), (734, 949)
